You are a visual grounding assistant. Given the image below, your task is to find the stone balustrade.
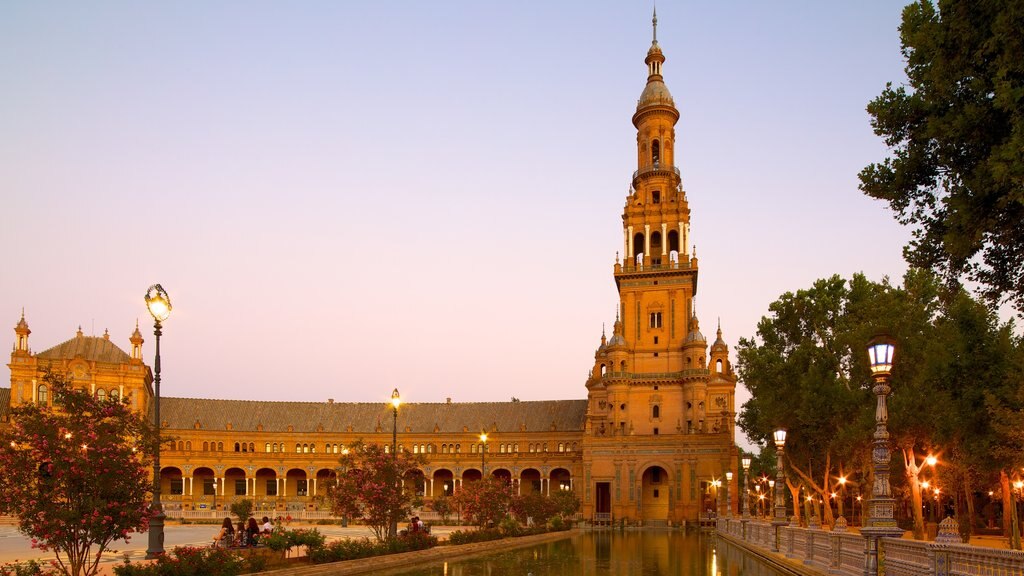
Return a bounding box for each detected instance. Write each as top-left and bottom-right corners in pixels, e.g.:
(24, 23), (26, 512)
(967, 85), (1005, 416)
(717, 516), (1024, 576)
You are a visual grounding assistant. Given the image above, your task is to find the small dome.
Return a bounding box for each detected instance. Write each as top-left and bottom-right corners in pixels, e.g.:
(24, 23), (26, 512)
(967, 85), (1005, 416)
(686, 329), (705, 343)
(712, 326), (727, 351)
(608, 333), (627, 347)
(638, 79), (674, 110)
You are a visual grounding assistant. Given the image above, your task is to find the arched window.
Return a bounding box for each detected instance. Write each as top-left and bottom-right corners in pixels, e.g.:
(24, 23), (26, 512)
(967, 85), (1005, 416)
(177, 441), (184, 451)
(471, 444), (477, 454)
(514, 443), (519, 453)
(558, 443), (564, 452)
(234, 442), (240, 452)
(186, 441), (192, 451)
(249, 442), (254, 452)
(310, 444), (316, 453)
(633, 233), (645, 260)
(652, 139), (660, 164)
(441, 444), (448, 454)
(650, 231), (662, 252)
(413, 445), (419, 454)
(266, 443), (271, 453)
(543, 443), (548, 452)
(217, 442), (223, 451)
(272, 443), (279, 453)
(427, 444), (434, 453)
(600, 364), (607, 376)
(295, 443), (301, 453)
(653, 405), (661, 419)
(203, 441), (210, 451)
(168, 441), (176, 451)
(668, 230), (680, 253)
(109, 389), (119, 400)
(96, 388), (107, 402)
(716, 359), (723, 373)
(455, 444), (461, 453)
(37, 384), (48, 404)
(303, 444), (309, 454)
(620, 360), (627, 372)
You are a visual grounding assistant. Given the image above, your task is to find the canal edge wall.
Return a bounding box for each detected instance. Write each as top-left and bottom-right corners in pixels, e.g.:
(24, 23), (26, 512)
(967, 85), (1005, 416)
(259, 528), (577, 576)
(716, 529), (828, 576)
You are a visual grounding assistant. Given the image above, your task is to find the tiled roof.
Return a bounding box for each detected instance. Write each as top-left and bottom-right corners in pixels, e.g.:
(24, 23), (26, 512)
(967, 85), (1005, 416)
(162, 397), (588, 434)
(0, 388), (10, 421)
(35, 335), (131, 364)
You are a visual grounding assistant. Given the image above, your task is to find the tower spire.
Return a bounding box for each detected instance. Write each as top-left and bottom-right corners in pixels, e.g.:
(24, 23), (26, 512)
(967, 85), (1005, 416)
(652, 5), (658, 44)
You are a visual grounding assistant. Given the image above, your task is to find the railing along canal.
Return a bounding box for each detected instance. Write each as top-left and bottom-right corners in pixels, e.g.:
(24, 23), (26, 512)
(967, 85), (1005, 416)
(717, 516), (1024, 576)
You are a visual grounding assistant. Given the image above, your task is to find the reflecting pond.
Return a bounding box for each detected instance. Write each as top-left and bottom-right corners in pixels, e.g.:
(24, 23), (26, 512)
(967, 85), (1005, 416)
(383, 530), (790, 576)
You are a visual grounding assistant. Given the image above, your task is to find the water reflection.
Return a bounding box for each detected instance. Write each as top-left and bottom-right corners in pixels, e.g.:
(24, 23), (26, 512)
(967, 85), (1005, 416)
(383, 531), (789, 576)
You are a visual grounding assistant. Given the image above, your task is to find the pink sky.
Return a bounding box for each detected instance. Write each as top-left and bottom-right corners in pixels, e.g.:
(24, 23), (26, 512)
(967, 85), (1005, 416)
(2, 2), (925, 434)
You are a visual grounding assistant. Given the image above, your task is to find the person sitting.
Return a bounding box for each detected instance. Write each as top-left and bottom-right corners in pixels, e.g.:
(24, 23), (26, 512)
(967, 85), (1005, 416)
(261, 516), (273, 535)
(213, 517), (234, 548)
(236, 520), (247, 547)
(246, 517), (260, 547)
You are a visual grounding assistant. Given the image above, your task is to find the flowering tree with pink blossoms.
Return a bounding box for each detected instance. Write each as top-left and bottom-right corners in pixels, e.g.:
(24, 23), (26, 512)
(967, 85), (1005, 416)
(0, 371), (156, 576)
(322, 441), (426, 543)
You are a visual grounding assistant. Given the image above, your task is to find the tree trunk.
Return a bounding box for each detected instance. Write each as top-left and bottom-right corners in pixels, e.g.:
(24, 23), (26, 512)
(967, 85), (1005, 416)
(1001, 471), (1013, 539)
(902, 448), (926, 540)
(962, 473), (976, 540)
(786, 478), (801, 524)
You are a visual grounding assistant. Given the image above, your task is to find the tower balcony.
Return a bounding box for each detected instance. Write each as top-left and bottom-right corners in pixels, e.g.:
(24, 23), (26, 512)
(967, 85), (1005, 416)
(631, 163), (680, 185)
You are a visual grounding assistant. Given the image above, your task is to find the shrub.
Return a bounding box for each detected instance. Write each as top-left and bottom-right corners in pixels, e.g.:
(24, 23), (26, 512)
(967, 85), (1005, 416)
(0, 561), (55, 576)
(549, 516), (565, 531)
(499, 516), (521, 537)
(447, 528), (502, 545)
(113, 546), (247, 576)
(310, 533), (437, 564)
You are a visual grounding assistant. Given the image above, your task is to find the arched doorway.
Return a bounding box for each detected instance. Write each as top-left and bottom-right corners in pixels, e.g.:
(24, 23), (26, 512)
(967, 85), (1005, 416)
(640, 465), (670, 522)
(491, 468), (512, 486)
(405, 469), (426, 497)
(551, 468), (572, 493)
(432, 469), (454, 498)
(520, 468), (541, 495)
(254, 468), (278, 513)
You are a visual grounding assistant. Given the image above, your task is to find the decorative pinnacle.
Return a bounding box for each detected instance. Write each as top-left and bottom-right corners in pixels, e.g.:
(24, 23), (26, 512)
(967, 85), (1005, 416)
(652, 5), (658, 43)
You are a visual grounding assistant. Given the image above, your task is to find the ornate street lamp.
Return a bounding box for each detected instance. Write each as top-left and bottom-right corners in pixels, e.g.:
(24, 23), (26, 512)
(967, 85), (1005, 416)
(144, 284), (171, 558)
(771, 428), (787, 552)
(479, 432), (488, 477)
(726, 471), (734, 518)
(390, 389), (401, 457)
(862, 333), (904, 576)
(741, 457), (752, 519)
(389, 388), (401, 539)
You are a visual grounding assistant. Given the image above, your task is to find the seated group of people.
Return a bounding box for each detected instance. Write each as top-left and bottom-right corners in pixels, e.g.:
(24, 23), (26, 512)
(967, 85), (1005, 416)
(213, 516), (274, 548)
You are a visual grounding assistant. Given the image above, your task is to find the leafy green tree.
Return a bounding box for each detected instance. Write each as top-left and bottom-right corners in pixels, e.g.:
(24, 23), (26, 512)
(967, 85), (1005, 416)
(229, 499), (254, 526)
(550, 489), (581, 522)
(321, 442), (427, 543)
(0, 371), (157, 576)
(860, 0), (1024, 313)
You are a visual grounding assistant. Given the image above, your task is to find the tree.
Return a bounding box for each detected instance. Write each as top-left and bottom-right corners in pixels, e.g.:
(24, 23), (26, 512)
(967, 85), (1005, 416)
(860, 0), (1024, 313)
(550, 489), (581, 522)
(229, 499), (254, 526)
(321, 441), (426, 543)
(0, 371), (156, 576)
(455, 478), (513, 528)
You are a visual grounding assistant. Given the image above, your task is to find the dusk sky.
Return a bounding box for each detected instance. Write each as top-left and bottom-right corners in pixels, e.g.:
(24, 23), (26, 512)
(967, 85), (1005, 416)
(3, 2), (921, 435)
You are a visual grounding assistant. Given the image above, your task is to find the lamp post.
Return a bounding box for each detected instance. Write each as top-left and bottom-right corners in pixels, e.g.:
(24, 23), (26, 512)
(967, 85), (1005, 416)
(479, 432), (488, 478)
(389, 389), (401, 540)
(771, 428), (787, 552)
(144, 284), (171, 558)
(862, 334), (904, 576)
(726, 471), (734, 518)
(741, 457), (752, 519)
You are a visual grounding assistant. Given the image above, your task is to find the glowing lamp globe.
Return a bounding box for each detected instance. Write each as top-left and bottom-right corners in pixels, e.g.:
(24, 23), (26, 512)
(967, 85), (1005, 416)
(867, 334), (897, 376)
(773, 429), (787, 448)
(144, 284), (171, 323)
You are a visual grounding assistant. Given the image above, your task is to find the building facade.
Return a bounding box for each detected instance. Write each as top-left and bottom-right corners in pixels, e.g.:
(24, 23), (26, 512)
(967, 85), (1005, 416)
(3, 18), (738, 524)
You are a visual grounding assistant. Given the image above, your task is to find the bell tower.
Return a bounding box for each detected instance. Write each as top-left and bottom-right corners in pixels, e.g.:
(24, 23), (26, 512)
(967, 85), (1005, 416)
(614, 7), (697, 374)
(583, 10), (738, 525)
